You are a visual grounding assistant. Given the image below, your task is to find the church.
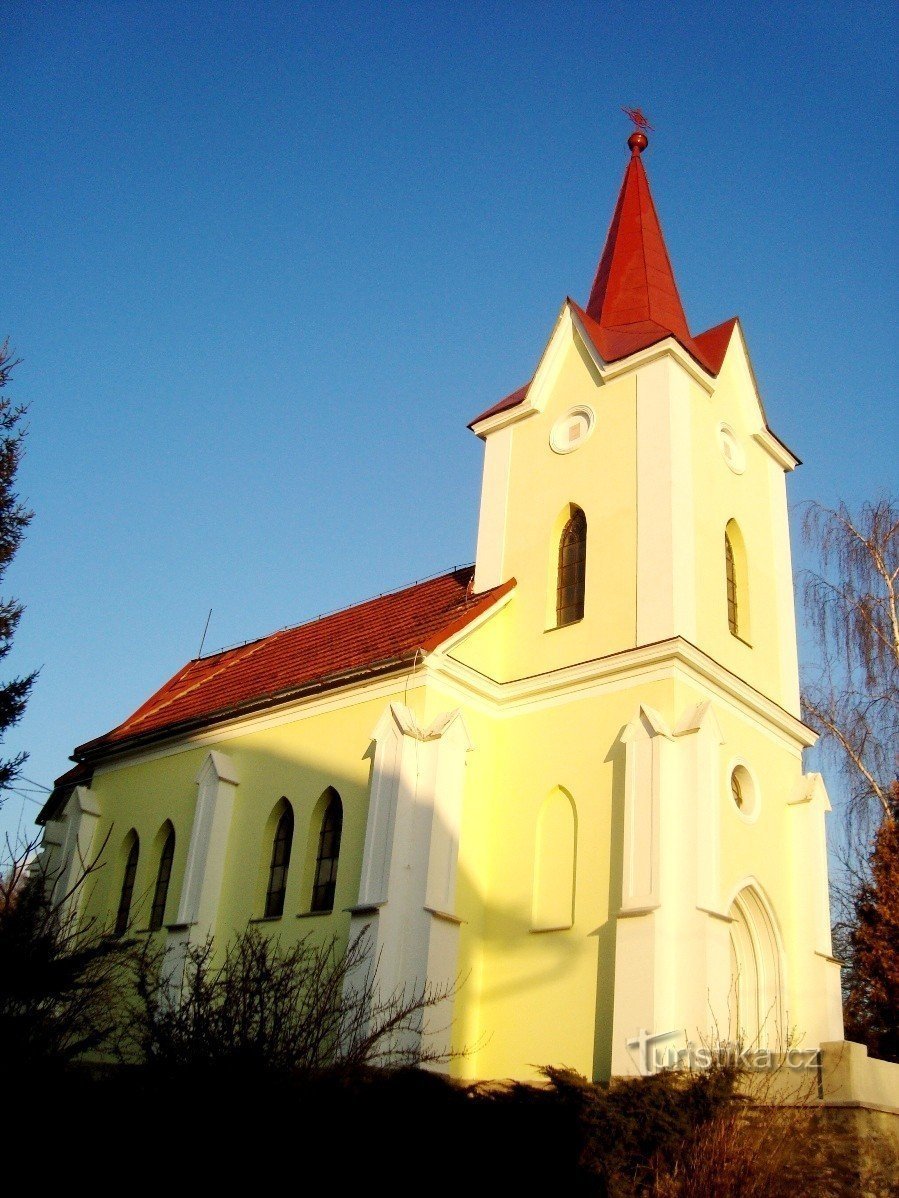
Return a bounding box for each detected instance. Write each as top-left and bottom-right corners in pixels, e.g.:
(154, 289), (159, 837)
(38, 123), (846, 1081)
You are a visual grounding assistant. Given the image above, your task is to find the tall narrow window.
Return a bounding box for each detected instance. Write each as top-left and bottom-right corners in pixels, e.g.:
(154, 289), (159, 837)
(264, 804), (294, 918)
(556, 508), (587, 627)
(115, 835), (139, 937)
(149, 825), (175, 931)
(311, 793), (343, 913)
(725, 530), (739, 635)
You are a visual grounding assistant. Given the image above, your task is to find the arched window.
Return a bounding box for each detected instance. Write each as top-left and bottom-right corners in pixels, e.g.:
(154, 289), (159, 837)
(557, 507), (587, 627)
(724, 520), (751, 641)
(264, 803), (294, 918)
(311, 792), (343, 913)
(725, 530), (739, 635)
(149, 824), (175, 931)
(115, 833), (139, 937)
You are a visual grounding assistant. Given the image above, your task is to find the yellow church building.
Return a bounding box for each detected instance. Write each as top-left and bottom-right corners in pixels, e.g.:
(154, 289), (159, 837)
(38, 126), (847, 1082)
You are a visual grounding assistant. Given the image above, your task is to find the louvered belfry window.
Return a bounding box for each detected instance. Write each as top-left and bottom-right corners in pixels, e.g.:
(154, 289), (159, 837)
(557, 508), (587, 627)
(311, 794), (343, 913)
(264, 805), (294, 918)
(725, 532), (738, 635)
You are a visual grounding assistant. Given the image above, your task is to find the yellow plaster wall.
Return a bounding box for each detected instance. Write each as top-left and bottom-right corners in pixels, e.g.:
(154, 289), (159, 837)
(455, 674), (677, 1081)
(80, 685), (414, 954)
(460, 329), (638, 682)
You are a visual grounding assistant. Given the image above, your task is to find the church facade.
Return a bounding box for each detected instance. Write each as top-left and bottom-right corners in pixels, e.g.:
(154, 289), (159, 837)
(38, 128), (845, 1081)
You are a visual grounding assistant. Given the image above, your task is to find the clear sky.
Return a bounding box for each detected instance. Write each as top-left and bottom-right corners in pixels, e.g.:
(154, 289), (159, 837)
(0, 1), (896, 842)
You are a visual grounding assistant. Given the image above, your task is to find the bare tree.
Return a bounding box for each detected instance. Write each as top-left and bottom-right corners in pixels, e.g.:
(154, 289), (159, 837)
(801, 497), (898, 826)
(801, 497), (898, 1043)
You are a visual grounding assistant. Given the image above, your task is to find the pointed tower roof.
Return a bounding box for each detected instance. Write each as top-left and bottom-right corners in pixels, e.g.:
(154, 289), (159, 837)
(468, 126), (739, 429)
(586, 132), (691, 343)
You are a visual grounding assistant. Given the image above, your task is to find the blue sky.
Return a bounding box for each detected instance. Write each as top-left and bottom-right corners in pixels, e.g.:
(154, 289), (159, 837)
(0, 1), (896, 842)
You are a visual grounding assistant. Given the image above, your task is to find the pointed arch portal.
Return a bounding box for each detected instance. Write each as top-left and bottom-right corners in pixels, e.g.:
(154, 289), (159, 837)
(727, 885), (784, 1050)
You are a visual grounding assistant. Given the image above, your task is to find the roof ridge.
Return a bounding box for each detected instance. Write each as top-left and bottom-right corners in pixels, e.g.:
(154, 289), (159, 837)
(196, 563), (476, 661)
(118, 565), (479, 736)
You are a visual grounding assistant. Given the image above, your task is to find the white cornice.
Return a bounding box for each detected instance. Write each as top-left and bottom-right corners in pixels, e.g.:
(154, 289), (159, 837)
(470, 403), (537, 438)
(90, 669), (422, 775)
(90, 631), (813, 780)
(752, 429), (799, 472)
(434, 636), (814, 751)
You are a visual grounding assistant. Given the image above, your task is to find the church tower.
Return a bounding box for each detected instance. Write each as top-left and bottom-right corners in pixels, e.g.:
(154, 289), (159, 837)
(453, 124), (844, 1076)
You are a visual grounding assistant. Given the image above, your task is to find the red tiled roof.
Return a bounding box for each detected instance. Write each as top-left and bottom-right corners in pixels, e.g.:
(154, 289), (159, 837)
(74, 567), (514, 760)
(469, 143), (739, 429)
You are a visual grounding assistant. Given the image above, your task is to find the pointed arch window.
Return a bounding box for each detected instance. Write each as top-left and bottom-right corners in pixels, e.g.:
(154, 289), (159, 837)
(557, 508), (587, 627)
(264, 804), (294, 919)
(311, 792), (343, 913)
(149, 825), (175, 931)
(115, 834), (139, 937)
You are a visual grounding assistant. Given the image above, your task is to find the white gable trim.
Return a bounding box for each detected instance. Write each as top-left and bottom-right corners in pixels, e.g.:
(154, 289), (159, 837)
(472, 304), (719, 441)
(753, 429), (798, 471)
(569, 306), (716, 394)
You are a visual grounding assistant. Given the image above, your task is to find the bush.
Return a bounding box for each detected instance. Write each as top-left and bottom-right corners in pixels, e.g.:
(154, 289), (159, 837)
(124, 923), (458, 1078)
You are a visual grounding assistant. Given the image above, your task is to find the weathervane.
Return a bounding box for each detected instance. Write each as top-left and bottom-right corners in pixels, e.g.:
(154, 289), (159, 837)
(621, 106), (652, 155)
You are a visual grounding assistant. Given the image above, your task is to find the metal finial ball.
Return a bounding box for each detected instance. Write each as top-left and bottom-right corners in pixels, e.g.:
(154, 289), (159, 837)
(628, 131), (648, 155)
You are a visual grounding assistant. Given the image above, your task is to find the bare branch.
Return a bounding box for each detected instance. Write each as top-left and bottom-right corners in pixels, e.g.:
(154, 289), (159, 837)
(801, 496), (899, 820)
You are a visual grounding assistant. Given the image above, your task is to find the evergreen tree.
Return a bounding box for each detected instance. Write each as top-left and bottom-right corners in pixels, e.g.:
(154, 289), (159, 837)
(843, 784), (899, 1063)
(0, 340), (36, 799)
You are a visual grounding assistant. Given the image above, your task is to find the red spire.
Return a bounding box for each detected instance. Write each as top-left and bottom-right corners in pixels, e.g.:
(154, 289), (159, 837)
(586, 135), (691, 343)
(468, 125), (742, 428)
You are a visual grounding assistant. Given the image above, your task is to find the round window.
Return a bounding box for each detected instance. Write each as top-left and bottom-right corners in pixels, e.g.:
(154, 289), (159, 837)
(729, 764), (759, 822)
(550, 406), (595, 454)
(719, 423), (746, 474)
